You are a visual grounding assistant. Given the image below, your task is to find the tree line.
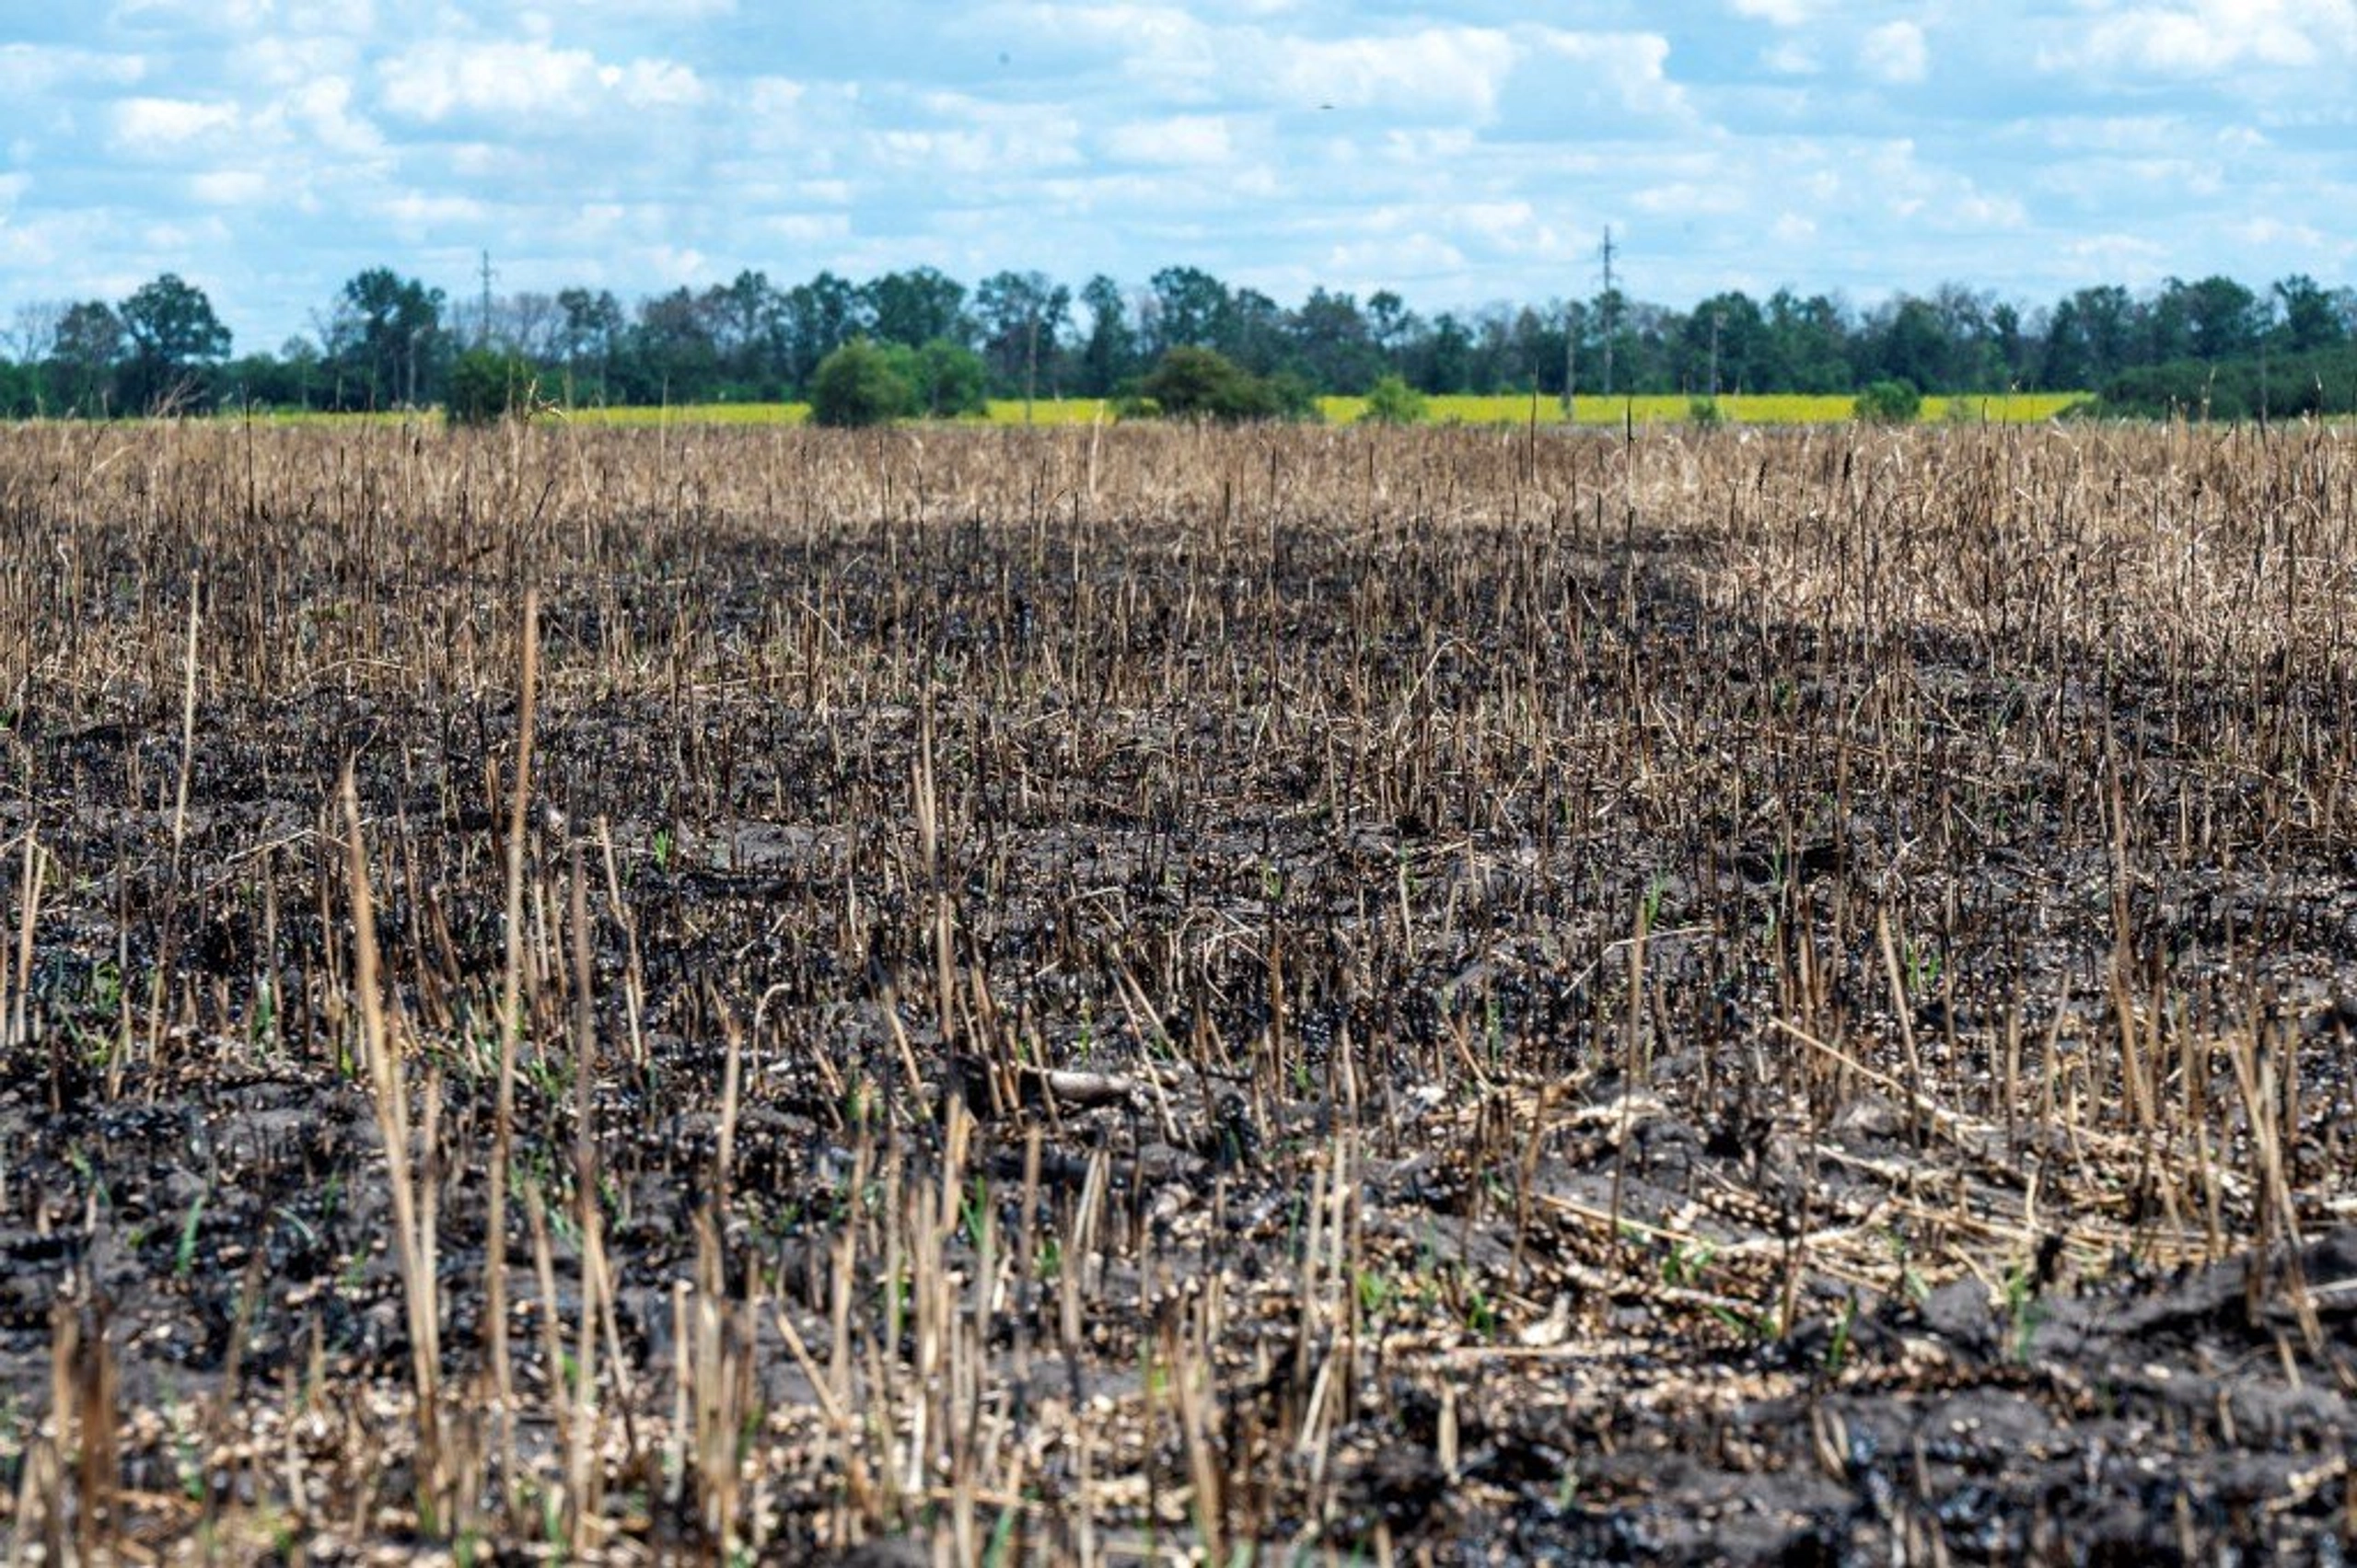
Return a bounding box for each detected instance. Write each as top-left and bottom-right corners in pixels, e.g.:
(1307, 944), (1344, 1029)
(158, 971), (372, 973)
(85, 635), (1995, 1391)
(3, 262), (2353, 418)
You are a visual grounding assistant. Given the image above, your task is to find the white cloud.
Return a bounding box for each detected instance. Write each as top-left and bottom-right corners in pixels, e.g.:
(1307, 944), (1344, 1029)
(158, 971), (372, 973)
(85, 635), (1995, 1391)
(1265, 27), (1520, 117)
(191, 168), (272, 205)
(2043, 0), (2357, 75)
(1860, 21), (1929, 84)
(112, 0), (276, 29)
(111, 97), (241, 153)
(1633, 181), (1750, 217)
(275, 75), (386, 157)
(0, 43), (146, 94)
(382, 192), (489, 230)
(1521, 29), (1689, 121)
(377, 39), (704, 122)
(1101, 114), (1235, 167)
(1729, 0), (1836, 24)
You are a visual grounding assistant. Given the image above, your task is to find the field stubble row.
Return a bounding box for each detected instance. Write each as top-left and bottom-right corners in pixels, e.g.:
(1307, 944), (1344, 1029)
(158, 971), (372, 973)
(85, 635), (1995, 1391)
(0, 419), (2354, 1560)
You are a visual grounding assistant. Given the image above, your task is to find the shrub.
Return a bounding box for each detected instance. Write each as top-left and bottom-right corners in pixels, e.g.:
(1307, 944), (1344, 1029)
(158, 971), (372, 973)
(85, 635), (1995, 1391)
(1853, 379), (1922, 424)
(1688, 396), (1724, 428)
(1139, 346), (1297, 423)
(447, 349), (535, 426)
(1358, 375), (1428, 426)
(810, 340), (917, 427)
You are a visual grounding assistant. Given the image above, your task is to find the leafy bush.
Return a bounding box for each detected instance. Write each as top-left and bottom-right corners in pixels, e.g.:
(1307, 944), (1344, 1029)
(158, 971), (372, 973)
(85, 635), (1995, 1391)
(447, 350), (535, 426)
(810, 340), (917, 427)
(1358, 375), (1428, 425)
(1688, 396), (1724, 428)
(1853, 379), (1922, 424)
(1137, 347), (1314, 423)
(809, 338), (987, 425)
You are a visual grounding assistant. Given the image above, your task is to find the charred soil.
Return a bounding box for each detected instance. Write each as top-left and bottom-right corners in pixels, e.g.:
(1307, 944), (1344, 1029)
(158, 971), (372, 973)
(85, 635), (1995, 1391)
(1, 421), (2354, 1562)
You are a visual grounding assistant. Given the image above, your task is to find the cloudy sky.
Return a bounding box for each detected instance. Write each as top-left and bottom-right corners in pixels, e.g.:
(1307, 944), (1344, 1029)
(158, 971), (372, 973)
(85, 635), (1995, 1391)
(4, 0), (2354, 352)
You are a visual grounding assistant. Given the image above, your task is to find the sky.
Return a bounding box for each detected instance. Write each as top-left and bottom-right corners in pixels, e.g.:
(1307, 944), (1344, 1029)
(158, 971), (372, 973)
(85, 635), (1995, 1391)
(3, 0), (2354, 354)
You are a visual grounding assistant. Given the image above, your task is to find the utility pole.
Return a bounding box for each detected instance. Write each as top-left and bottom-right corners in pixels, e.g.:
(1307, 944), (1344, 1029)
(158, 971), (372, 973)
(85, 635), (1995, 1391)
(478, 250), (495, 349)
(1598, 226), (1619, 397)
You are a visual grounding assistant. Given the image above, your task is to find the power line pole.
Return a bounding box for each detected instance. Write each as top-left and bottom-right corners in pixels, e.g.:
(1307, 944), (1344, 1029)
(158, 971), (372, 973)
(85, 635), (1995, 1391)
(478, 250), (496, 349)
(1598, 226), (1619, 397)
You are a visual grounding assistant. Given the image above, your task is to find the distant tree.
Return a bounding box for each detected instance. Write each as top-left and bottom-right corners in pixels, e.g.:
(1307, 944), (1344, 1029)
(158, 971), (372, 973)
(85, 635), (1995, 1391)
(119, 273), (232, 411)
(1861, 296), (1954, 391)
(52, 300), (125, 414)
(328, 269), (446, 409)
(1365, 290), (1418, 357)
(6, 302), (68, 413)
(555, 287), (626, 401)
(1678, 292), (1770, 396)
(2171, 275), (2266, 361)
(1764, 289), (1853, 392)
(1289, 287), (1383, 394)
(225, 335), (322, 409)
(1074, 274), (1138, 397)
(864, 267), (970, 349)
(2272, 274), (2346, 354)
(1409, 312), (1477, 394)
(809, 339), (917, 426)
(1145, 266), (1232, 357)
(784, 272), (862, 389)
(1224, 287), (1288, 374)
(975, 270), (1072, 402)
(706, 270), (785, 392)
(447, 348), (536, 425)
(2040, 285), (2136, 389)
(623, 287), (721, 401)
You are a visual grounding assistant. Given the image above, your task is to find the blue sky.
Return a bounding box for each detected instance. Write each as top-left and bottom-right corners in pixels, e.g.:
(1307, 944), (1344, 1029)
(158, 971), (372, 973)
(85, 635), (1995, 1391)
(3, 0), (2353, 353)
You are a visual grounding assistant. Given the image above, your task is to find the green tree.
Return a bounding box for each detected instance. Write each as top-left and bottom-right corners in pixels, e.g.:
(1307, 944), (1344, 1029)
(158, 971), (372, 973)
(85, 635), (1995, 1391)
(623, 287), (720, 401)
(2173, 275), (2266, 361)
(2272, 274), (2346, 354)
(1074, 274), (1138, 397)
(447, 348), (535, 425)
(784, 272), (862, 389)
(809, 339), (917, 426)
(118, 273), (231, 411)
(52, 300), (124, 414)
(863, 267), (970, 349)
(555, 287), (625, 401)
(1289, 287), (1383, 394)
(329, 268), (445, 409)
(975, 271), (1071, 402)
(1146, 266), (1233, 356)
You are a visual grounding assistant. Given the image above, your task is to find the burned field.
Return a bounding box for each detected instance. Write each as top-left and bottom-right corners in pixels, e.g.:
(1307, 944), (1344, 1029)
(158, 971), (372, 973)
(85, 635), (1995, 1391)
(3, 419), (2356, 1562)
